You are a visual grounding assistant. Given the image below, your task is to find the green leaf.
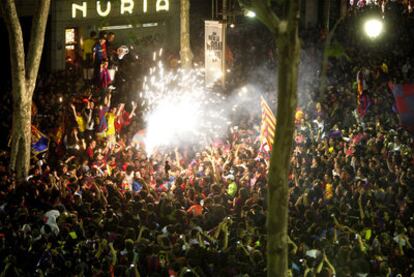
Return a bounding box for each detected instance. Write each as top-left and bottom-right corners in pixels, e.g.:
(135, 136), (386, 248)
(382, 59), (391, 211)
(325, 40), (350, 60)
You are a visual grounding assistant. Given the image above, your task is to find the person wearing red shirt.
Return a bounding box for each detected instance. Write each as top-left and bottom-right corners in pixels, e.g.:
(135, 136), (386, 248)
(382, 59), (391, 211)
(115, 101), (137, 134)
(86, 140), (96, 160)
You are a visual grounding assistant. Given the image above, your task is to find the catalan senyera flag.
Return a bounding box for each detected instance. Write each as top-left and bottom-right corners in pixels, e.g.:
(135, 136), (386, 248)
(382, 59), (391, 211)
(260, 96), (276, 151)
(31, 125), (49, 156)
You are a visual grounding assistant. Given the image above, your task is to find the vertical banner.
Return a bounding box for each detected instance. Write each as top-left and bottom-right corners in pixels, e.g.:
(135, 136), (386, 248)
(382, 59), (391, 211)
(205, 20), (226, 87)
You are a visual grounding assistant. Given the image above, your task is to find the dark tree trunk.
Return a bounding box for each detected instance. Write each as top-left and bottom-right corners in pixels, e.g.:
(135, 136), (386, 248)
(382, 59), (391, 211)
(238, 0), (301, 275)
(266, 8), (300, 277)
(10, 97), (32, 180)
(180, 0), (193, 69)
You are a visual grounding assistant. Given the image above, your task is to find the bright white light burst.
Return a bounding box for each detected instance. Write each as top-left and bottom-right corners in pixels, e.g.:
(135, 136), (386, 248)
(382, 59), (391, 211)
(245, 10), (256, 18)
(364, 18), (383, 39)
(140, 59), (228, 155)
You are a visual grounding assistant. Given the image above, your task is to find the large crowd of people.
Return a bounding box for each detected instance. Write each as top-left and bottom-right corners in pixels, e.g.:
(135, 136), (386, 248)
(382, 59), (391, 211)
(1, 3), (414, 277)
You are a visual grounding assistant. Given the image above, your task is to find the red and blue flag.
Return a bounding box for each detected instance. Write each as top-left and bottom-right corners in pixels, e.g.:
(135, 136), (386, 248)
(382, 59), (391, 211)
(389, 82), (414, 133)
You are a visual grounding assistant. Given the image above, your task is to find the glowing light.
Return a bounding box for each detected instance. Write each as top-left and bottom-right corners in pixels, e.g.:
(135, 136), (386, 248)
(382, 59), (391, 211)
(99, 25), (133, 31)
(245, 10), (256, 18)
(230, 23), (235, 28)
(97, 1), (111, 17)
(143, 22), (158, 27)
(136, 52), (264, 156)
(71, 0), (170, 18)
(364, 18), (383, 38)
(121, 0), (134, 15)
(139, 56), (228, 155)
(214, 70), (223, 80)
(72, 2), (87, 18)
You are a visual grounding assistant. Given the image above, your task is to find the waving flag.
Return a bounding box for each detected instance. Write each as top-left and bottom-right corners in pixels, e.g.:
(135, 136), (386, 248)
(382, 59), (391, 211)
(389, 82), (414, 133)
(54, 124), (64, 145)
(260, 96), (276, 152)
(31, 125), (49, 156)
(357, 93), (372, 118)
(132, 129), (146, 149)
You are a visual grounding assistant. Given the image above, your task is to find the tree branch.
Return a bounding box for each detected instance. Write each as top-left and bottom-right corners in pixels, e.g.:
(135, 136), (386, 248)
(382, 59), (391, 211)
(25, 0), (51, 94)
(239, 0), (280, 35)
(287, 0), (300, 34)
(327, 13), (346, 42)
(0, 0), (26, 92)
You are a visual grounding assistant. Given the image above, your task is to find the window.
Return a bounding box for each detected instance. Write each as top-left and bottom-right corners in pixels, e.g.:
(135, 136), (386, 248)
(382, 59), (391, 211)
(65, 28), (79, 65)
(65, 28), (76, 44)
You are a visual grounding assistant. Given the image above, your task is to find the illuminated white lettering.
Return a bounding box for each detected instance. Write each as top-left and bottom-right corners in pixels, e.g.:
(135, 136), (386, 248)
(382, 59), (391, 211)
(72, 2), (87, 18)
(71, 0), (170, 18)
(97, 1), (111, 17)
(120, 0), (134, 15)
(143, 0), (148, 13)
(156, 0), (169, 12)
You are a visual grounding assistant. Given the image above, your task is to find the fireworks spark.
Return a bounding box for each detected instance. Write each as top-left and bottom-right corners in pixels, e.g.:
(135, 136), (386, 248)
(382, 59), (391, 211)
(139, 59), (228, 155)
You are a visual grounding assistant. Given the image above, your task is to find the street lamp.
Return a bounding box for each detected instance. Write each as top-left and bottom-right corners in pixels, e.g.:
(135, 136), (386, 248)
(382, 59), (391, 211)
(245, 10), (256, 18)
(364, 18), (383, 39)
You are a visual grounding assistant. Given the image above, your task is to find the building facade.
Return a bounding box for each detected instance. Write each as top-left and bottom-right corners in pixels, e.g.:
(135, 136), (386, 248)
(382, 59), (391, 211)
(8, 0), (348, 72)
(50, 0), (179, 71)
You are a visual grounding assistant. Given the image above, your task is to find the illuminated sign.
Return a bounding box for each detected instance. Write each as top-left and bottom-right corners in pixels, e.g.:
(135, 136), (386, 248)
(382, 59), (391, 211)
(72, 0), (169, 18)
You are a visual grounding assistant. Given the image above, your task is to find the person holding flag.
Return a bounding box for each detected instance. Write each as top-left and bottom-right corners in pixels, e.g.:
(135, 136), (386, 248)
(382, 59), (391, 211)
(31, 125), (49, 157)
(356, 69), (371, 119)
(96, 93), (111, 140)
